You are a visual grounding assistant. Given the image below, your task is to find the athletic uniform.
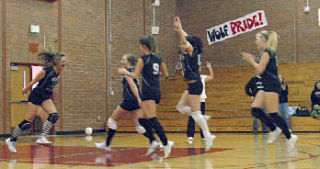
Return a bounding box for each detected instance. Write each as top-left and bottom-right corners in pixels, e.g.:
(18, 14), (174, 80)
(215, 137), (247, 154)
(251, 48), (296, 145)
(120, 68), (140, 111)
(6, 66), (61, 152)
(181, 48), (215, 149)
(140, 54), (162, 104)
(28, 67), (60, 105)
(260, 49), (281, 94)
(183, 48), (203, 95)
(137, 53), (173, 157)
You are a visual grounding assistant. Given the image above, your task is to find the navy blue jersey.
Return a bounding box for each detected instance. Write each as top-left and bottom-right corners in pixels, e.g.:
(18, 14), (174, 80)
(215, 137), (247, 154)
(261, 49), (279, 82)
(34, 67), (60, 94)
(141, 54), (162, 89)
(183, 49), (201, 81)
(122, 68), (140, 101)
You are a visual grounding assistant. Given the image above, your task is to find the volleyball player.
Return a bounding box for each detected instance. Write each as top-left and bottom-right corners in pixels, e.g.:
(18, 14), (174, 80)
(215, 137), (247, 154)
(94, 54), (147, 151)
(118, 35), (174, 158)
(173, 16), (215, 151)
(241, 30), (297, 148)
(5, 49), (67, 153)
(187, 61), (213, 144)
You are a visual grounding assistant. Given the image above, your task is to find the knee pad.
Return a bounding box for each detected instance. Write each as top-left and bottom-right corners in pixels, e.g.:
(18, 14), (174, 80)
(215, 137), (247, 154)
(18, 120), (32, 131)
(191, 111), (202, 122)
(108, 118), (117, 130)
(176, 105), (191, 114)
(48, 113), (59, 124)
(136, 125), (146, 134)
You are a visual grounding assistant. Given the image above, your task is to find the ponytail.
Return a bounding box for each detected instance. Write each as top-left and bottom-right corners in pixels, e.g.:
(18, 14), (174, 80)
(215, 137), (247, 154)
(259, 30), (279, 51)
(38, 48), (65, 67)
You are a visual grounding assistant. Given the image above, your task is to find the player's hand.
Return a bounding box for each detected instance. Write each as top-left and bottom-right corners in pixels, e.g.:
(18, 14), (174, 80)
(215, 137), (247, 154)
(173, 16), (182, 31)
(206, 61), (212, 68)
(241, 52), (254, 62)
(22, 87), (28, 95)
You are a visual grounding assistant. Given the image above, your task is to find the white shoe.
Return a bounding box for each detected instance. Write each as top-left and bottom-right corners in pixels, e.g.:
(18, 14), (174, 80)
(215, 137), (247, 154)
(287, 135), (298, 149)
(36, 136), (52, 145)
(267, 127), (282, 144)
(159, 142), (164, 149)
(146, 140), (160, 155)
(5, 138), (17, 153)
(95, 141), (111, 151)
(163, 141), (174, 158)
(205, 135), (216, 151)
(188, 137), (193, 144)
(204, 115), (211, 121)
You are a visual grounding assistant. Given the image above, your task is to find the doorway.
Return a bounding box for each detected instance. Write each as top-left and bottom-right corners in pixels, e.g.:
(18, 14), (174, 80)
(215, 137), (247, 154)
(10, 63), (54, 134)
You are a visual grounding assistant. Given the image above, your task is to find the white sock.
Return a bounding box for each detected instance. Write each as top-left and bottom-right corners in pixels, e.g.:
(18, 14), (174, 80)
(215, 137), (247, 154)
(191, 111), (210, 138)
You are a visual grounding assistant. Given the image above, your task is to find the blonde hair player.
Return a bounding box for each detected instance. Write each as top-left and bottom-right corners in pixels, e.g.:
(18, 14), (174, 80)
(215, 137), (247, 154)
(6, 49), (67, 153)
(173, 16), (216, 151)
(241, 30), (297, 149)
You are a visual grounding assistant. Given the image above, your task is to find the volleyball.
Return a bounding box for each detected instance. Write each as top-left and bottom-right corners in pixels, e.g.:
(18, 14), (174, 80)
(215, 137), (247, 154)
(85, 127), (93, 135)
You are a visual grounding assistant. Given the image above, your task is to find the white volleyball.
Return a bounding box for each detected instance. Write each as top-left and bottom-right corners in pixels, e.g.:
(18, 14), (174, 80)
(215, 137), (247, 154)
(85, 127), (93, 135)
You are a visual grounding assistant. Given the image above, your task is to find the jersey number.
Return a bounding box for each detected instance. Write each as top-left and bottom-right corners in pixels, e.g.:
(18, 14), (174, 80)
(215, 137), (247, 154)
(153, 63), (160, 75)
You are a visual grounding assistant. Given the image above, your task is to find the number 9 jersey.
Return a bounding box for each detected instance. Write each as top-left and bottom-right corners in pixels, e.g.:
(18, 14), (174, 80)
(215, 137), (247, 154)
(141, 54), (162, 89)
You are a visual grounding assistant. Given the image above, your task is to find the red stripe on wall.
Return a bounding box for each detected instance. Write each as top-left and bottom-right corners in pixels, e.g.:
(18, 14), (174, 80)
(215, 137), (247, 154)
(2, 0), (7, 134)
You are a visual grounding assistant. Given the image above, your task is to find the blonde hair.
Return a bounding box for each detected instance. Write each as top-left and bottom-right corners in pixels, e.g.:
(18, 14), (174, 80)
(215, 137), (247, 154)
(38, 48), (65, 67)
(258, 30), (279, 51)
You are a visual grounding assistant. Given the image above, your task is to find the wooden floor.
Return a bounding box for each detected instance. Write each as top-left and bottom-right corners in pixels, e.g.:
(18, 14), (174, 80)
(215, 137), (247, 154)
(0, 133), (320, 169)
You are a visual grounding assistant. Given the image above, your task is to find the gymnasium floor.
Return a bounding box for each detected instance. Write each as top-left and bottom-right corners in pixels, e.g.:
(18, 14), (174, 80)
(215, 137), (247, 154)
(0, 133), (320, 169)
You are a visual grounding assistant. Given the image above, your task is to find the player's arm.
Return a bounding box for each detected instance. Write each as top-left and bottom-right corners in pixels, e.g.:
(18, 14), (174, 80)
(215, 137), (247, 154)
(205, 61), (214, 82)
(160, 62), (169, 80)
(118, 58), (144, 79)
(23, 70), (46, 95)
(125, 76), (142, 103)
(241, 52), (269, 75)
(173, 16), (193, 55)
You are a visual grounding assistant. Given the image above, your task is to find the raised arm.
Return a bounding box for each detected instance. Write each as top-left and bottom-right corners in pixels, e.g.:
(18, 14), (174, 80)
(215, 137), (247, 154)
(173, 16), (193, 55)
(22, 70), (46, 95)
(205, 61), (214, 82)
